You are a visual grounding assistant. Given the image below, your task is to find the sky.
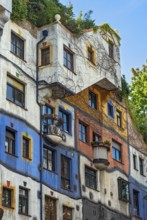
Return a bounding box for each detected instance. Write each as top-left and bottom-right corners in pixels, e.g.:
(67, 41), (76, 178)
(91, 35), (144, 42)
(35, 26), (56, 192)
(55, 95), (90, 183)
(60, 0), (147, 83)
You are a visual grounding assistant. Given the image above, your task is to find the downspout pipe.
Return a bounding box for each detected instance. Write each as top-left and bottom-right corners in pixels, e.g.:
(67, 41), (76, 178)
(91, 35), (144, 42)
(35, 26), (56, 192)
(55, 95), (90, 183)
(36, 29), (48, 220)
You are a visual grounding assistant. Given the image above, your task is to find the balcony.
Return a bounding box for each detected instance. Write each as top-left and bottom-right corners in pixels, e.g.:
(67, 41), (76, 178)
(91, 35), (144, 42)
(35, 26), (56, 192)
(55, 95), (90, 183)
(0, 0), (12, 36)
(91, 141), (110, 170)
(43, 114), (66, 145)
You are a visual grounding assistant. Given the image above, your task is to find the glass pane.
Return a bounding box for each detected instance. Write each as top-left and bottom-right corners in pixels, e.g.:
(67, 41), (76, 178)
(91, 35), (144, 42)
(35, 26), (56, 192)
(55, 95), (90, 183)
(7, 84), (14, 101)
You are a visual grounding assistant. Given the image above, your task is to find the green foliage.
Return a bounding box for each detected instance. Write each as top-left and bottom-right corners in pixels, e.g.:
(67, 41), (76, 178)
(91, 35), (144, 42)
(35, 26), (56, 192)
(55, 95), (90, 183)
(116, 75), (130, 101)
(11, 0), (96, 33)
(100, 23), (121, 45)
(129, 62), (147, 143)
(11, 0), (27, 21)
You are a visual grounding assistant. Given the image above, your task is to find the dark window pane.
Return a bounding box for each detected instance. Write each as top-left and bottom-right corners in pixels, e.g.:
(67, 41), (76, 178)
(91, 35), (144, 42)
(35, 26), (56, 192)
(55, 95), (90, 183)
(2, 188), (12, 207)
(5, 129), (15, 155)
(41, 47), (50, 66)
(63, 46), (74, 72)
(11, 32), (24, 59)
(85, 167), (96, 190)
(19, 187), (28, 215)
(61, 155), (71, 190)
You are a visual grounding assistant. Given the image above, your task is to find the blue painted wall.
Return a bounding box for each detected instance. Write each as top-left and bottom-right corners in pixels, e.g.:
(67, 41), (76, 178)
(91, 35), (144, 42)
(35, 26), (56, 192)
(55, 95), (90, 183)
(129, 176), (147, 220)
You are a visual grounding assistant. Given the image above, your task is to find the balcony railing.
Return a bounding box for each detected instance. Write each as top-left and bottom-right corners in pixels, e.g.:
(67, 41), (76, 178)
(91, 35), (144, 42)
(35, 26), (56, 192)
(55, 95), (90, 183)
(43, 114), (66, 145)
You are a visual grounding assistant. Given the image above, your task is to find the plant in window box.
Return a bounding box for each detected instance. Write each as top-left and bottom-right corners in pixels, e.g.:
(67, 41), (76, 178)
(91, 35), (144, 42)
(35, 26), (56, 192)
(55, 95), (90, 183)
(91, 141), (104, 147)
(103, 140), (111, 149)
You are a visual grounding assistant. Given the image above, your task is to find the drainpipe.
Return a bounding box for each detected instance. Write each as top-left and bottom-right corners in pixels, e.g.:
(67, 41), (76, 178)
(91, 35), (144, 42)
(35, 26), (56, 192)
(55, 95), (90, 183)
(36, 29), (48, 220)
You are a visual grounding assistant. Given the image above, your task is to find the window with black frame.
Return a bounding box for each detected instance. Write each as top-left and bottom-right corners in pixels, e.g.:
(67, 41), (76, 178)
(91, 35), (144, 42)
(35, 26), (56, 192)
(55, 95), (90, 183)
(11, 32), (24, 59)
(118, 177), (129, 202)
(7, 75), (25, 107)
(22, 136), (30, 159)
(5, 128), (15, 155)
(139, 157), (144, 175)
(61, 155), (71, 190)
(43, 146), (55, 172)
(44, 105), (53, 133)
(59, 109), (71, 133)
(89, 91), (97, 109)
(19, 187), (29, 215)
(85, 166), (97, 190)
(116, 109), (122, 127)
(133, 189), (139, 216)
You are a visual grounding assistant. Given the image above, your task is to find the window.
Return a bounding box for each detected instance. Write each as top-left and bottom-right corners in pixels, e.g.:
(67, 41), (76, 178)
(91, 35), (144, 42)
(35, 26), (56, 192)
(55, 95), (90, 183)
(109, 40), (113, 59)
(116, 110), (122, 127)
(133, 190), (139, 216)
(133, 154), (137, 170)
(41, 47), (50, 66)
(45, 196), (56, 220)
(59, 109), (71, 133)
(19, 187), (29, 215)
(5, 128), (15, 155)
(2, 187), (12, 207)
(139, 158), (144, 175)
(118, 178), (129, 202)
(11, 32), (24, 59)
(93, 133), (100, 142)
(43, 146), (55, 172)
(63, 46), (74, 72)
(89, 91), (97, 109)
(7, 75), (25, 107)
(112, 141), (121, 162)
(44, 105), (54, 132)
(61, 155), (71, 190)
(22, 136), (31, 159)
(85, 166), (97, 190)
(107, 101), (114, 118)
(63, 206), (72, 220)
(79, 122), (87, 143)
(87, 47), (94, 63)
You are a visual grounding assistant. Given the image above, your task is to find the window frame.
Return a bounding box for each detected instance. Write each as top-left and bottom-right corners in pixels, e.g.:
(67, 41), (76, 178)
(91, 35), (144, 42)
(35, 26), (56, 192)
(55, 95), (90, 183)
(112, 141), (121, 162)
(22, 136), (32, 160)
(93, 132), (100, 142)
(79, 121), (88, 143)
(63, 206), (72, 220)
(108, 40), (114, 59)
(133, 154), (138, 170)
(61, 155), (71, 190)
(85, 166), (97, 190)
(116, 109), (122, 127)
(41, 46), (50, 66)
(7, 75), (25, 108)
(18, 187), (29, 215)
(45, 196), (57, 220)
(133, 189), (140, 216)
(118, 177), (129, 202)
(89, 91), (97, 109)
(43, 146), (55, 172)
(107, 101), (114, 119)
(2, 187), (12, 208)
(5, 128), (16, 156)
(139, 157), (144, 176)
(11, 31), (24, 60)
(63, 45), (74, 72)
(59, 108), (71, 134)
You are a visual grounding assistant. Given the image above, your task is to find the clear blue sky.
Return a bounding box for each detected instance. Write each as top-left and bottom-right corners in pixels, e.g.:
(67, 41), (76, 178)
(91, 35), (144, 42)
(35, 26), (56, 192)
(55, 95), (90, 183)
(60, 0), (147, 83)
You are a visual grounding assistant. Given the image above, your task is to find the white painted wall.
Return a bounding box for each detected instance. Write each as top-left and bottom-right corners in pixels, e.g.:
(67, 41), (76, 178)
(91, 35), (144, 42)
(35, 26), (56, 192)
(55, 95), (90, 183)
(129, 145), (147, 186)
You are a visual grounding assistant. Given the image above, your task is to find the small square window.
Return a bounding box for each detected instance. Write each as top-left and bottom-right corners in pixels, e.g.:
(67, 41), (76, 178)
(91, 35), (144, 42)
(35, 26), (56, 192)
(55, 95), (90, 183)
(118, 178), (129, 202)
(139, 158), (144, 175)
(22, 136), (32, 160)
(59, 109), (71, 134)
(79, 122), (88, 143)
(107, 101), (114, 118)
(63, 206), (72, 220)
(61, 155), (71, 190)
(89, 91), (97, 109)
(116, 110), (122, 127)
(43, 146), (55, 172)
(5, 128), (16, 155)
(7, 75), (25, 107)
(63, 46), (74, 72)
(41, 47), (50, 66)
(85, 166), (97, 190)
(19, 187), (29, 215)
(11, 32), (24, 60)
(112, 141), (121, 162)
(109, 41), (114, 59)
(2, 187), (12, 207)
